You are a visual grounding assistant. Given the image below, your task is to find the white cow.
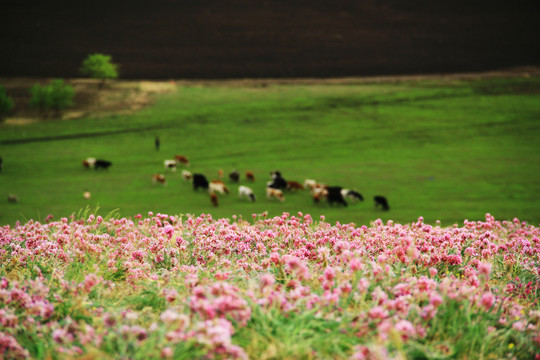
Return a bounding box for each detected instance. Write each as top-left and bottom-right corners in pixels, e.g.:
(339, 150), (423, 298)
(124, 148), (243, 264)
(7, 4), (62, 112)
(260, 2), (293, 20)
(82, 157), (97, 169)
(181, 170), (192, 181)
(164, 160), (177, 172)
(238, 185), (256, 202)
(304, 179), (317, 190)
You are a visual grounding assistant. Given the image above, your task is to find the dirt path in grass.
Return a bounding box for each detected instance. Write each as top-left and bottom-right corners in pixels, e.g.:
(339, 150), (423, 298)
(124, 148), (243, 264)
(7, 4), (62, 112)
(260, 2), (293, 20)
(173, 66), (540, 87)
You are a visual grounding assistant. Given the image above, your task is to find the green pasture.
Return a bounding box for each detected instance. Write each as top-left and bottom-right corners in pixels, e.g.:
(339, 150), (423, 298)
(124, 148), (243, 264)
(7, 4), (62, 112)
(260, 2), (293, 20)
(1, 76), (539, 226)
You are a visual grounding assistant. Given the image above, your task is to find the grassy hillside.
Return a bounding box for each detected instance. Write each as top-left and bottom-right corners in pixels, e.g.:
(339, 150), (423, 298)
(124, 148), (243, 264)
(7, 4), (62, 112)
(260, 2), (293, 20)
(1, 75), (539, 226)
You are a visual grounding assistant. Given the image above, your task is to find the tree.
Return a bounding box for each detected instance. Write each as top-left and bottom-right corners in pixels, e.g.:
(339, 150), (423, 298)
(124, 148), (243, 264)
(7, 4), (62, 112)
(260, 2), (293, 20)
(0, 85), (14, 121)
(80, 53), (119, 87)
(29, 79), (75, 118)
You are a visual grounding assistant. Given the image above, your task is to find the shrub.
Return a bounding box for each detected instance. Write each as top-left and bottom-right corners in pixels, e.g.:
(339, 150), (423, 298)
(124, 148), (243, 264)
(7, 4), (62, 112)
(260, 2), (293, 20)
(29, 79), (75, 117)
(0, 85), (14, 120)
(80, 53), (119, 86)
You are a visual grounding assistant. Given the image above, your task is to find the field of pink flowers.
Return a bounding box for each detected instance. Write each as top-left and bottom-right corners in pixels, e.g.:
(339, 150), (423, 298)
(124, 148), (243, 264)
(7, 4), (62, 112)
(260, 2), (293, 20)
(1, 211), (538, 359)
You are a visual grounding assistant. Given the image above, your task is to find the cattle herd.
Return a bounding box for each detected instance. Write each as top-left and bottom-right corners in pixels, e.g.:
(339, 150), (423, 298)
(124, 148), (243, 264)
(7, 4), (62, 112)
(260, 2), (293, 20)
(94, 154), (390, 211)
(79, 155), (392, 210)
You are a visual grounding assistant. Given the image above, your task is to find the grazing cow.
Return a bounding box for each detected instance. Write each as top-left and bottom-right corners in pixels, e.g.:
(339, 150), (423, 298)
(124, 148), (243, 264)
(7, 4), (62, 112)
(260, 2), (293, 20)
(286, 181), (304, 191)
(218, 169), (224, 178)
(164, 160), (177, 172)
(209, 180), (230, 195)
(193, 173), (209, 191)
(270, 170), (282, 179)
(341, 189), (364, 202)
(327, 186), (348, 206)
(312, 187), (328, 203)
(245, 171), (255, 182)
(7, 194), (19, 203)
(266, 187), (285, 202)
(229, 169), (240, 183)
(374, 196), (390, 211)
(83, 191), (91, 200)
(210, 193), (219, 207)
(174, 155), (190, 167)
(95, 159), (112, 170)
(82, 157), (96, 169)
(304, 179), (317, 190)
(152, 173), (167, 185)
(181, 170), (192, 181)
(305, 179), (327, 194)
(238, 185), (256, 202)
(269, 171), (287, 190)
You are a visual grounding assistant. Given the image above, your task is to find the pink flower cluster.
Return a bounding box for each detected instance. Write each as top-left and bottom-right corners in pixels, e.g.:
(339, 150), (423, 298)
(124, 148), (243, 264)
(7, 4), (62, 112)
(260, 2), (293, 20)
(190, 282), (251, 326)
(0, 212), (538, 358)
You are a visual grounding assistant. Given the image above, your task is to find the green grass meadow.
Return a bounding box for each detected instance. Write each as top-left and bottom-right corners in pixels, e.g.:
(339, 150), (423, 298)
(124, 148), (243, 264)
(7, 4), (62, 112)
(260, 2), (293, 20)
(1, 76), (539, 226)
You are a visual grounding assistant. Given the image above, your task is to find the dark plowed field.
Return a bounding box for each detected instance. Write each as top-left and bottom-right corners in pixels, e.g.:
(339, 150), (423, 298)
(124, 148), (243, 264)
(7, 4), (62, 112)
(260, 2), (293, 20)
(1, 0), (539, 79)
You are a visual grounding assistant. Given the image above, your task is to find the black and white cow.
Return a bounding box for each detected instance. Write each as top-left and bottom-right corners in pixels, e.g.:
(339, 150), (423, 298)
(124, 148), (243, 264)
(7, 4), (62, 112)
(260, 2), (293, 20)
(327, 186), (347, 207)
(268, 170), (287, 190)
(238, 185), (256, 202)
(164, 160), (177, 172)
(341, 189), (364, 202)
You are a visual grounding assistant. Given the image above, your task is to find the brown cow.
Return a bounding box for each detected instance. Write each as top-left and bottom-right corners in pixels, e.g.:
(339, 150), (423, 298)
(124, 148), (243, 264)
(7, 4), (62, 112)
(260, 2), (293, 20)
(286, 181), (304, 191)
(174, 155), (190, 167)
(266, 187), (285, 202)
(210, 193), (219, 207)
(209, 180), (230, 194)
(152, 173), (167, 185)
(245, 171), (255, 182)
(312, 187), (328, 203)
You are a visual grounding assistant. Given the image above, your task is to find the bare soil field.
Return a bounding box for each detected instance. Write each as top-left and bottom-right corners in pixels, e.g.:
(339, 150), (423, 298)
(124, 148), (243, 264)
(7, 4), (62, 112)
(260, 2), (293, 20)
(1, 1), (538, 79)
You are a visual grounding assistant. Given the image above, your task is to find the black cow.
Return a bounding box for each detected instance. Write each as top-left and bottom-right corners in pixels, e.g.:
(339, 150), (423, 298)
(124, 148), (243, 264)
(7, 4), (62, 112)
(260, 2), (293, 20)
(0, 156), (3, 172)
(193, 173), (209, 191)
(229, 169), (240, 183)
(374, 195), (390, 211)
(269, 170), (287, 190)
(327, 186), (348, 206)
(95, 159), (112, 170)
